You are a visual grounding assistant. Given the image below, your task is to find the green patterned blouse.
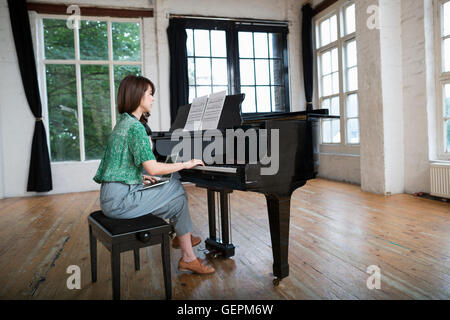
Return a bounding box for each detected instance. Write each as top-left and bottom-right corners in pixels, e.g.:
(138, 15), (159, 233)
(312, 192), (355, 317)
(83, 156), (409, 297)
(93, 112), (156, 185)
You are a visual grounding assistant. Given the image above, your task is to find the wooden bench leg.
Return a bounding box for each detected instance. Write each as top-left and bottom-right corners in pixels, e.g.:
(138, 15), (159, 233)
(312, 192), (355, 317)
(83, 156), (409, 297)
(89, 225), (97, 283)
(161, 233), (172, 300)
(111, 246), (121, 300)
(134, 248), (140, 271)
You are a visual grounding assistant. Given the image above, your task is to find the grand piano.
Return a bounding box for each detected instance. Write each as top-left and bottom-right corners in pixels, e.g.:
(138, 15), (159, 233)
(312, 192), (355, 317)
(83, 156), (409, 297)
(151, 94), (335, 285)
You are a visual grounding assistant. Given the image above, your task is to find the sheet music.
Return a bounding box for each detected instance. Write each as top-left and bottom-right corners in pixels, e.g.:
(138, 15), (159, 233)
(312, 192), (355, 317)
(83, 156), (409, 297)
(183, 95), (208, 131)
(200, 90), (227, 130)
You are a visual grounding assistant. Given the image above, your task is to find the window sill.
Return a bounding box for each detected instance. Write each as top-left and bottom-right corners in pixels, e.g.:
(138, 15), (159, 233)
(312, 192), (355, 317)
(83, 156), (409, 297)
(51, 160), (101, 165)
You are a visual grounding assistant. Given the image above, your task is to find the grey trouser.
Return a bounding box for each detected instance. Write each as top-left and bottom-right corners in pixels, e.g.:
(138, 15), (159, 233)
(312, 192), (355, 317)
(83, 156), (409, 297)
(99, 174), (194, 236)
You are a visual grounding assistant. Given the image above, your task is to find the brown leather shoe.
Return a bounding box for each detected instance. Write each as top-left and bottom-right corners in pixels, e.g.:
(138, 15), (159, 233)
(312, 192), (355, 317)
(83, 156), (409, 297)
(172, 235), (201, 249)
(178, 258), (215, 274)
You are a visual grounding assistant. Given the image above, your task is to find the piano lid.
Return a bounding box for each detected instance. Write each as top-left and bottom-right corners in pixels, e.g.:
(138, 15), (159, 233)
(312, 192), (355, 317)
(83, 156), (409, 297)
(170, 94), (245, 131)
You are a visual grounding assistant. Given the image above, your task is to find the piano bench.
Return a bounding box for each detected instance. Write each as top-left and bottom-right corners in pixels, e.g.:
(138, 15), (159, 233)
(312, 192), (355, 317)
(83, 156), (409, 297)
(87, 210), (173, 300)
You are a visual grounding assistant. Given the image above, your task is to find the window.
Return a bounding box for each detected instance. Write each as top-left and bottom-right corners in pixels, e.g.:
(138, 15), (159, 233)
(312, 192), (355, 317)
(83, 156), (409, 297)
(183, 19), (289, 114)
(315, 2), (359, 146)
(437, 0), (450, 157)
(40, 17), (143, 162)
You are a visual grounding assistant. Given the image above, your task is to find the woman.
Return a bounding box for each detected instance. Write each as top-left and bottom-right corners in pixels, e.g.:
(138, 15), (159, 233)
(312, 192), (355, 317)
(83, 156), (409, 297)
(94, 75), (214, 274)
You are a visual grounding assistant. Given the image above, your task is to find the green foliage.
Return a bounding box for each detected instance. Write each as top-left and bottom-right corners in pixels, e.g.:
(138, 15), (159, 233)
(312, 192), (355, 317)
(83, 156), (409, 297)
(46, 64), (80, 161)
(79, 20), (108, 60)
(43, 19), (142, 161)
(43, 19), (74, 60)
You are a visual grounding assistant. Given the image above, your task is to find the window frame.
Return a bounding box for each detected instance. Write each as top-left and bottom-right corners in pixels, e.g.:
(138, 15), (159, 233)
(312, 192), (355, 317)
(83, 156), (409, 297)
(180, 18), (290, 116)
(435, 0), (450, 160)
(313, 0), (360, 155)
(36, 14), (144, 163)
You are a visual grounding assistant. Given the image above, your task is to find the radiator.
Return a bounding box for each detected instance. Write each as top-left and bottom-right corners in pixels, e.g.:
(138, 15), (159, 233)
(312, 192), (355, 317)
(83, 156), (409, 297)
(430, 163), (450, 199)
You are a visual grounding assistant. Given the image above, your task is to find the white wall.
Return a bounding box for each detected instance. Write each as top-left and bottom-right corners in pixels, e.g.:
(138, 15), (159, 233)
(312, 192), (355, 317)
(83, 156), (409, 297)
(0, 0), (442, 198)
(0, 0), (306, 198)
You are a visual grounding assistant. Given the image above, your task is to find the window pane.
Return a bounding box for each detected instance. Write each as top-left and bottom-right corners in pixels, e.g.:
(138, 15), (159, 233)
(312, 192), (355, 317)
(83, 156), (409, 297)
(255, 59), (270, 85)
(345, 4), (356, 35)
(332, 48), (339, 72)
(347, 119), (360, 144)
(240, 59), (255, 85)
(213, 86), (228, 94)
(320, 18), (330, 47)
(444, 1), (450, 37)
(196, 86), (211, 98)
(43, 19), (75, 60)
(322, 120), (331, 143)
(322, 74), (332, 96)
(331, 119), (341, 143)
(271, 86), (286, 112)
(444, 38), (450, 72)
(241, 87), (256, 113)
(445, 84), (450, 117)
(239, 32), (254, 58)
(321, 51), (331, 75)
(332, 72), (340, 94)
(330, 15), (338, 43)
(189, 86), (196, 103)
(256, 86), (271, 112)
(346, 93), (359, 118)
(212, 58), (228, 85)
(114, 65), (142, 101)
(194, 29), (210, 56)
(269, 33), (283, 58)
(79, 20), (108, 60)
(322, 98), (330, 110)
(330, 96), (340, 116)
(186, 29), (194, 56)
(188, 58), (195, 85)
(81, 65), (111, 160)
(211, 30), (226, 57)
(346, 40), (357, 68)
(254, 33), (269, 58)
(112, 22), (141, 61)
(347, 67), (358, 91)
(46, 64), (79, 161)
(270, 59), (283, 85)
(196, 58), (211, 85)
(447, 120), (450, 152)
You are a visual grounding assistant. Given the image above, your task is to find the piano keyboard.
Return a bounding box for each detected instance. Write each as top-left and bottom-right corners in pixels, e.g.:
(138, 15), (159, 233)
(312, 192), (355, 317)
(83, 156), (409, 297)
(190, 165), (237, 174)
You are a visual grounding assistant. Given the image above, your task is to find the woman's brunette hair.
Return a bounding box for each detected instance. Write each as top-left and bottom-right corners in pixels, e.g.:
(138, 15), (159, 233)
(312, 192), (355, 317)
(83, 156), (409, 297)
(117, 75), (155, 114)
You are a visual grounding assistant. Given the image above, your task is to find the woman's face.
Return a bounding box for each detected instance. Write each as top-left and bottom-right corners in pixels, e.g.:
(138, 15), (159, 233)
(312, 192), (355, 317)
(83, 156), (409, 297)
(140, 85), (154, 113)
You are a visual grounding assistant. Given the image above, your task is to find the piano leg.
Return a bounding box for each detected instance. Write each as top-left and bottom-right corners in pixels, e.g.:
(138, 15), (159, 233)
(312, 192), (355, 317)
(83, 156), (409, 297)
(207, 189), (216, 241)
(265, 194), (291, 286)
(204, 189), (235, 258)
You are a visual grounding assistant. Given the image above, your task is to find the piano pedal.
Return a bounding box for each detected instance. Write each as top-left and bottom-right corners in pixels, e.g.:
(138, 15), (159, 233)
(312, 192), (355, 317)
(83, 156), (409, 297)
(205, 238), (235, 259)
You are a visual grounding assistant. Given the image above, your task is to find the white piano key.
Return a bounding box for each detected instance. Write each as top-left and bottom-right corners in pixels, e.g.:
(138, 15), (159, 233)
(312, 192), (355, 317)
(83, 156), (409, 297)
(189, 166), (237, 174)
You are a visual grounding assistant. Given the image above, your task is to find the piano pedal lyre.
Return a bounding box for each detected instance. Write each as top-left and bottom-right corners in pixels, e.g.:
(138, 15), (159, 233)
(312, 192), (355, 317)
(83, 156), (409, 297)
(204, 188), (235, 259)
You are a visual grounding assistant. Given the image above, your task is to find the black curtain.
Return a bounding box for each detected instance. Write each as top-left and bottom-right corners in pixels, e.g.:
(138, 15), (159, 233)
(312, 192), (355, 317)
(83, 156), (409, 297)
(302, 3), (314, 111)
(8, 0), (52, 192)
(167, 19), (189, 124)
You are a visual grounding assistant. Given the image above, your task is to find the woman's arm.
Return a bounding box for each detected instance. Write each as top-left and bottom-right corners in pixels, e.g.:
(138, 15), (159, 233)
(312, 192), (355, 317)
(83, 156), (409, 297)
(142, 159), (204, 176)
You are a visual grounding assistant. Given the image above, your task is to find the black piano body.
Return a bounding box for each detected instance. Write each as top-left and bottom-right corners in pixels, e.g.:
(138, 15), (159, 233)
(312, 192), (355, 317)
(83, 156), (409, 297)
(151, 94), (336, 285)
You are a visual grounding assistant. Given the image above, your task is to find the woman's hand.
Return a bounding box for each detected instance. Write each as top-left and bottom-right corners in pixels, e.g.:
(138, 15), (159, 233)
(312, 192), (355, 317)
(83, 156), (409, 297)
(143, 174), (158, 185)
(183, 159), (205, 170)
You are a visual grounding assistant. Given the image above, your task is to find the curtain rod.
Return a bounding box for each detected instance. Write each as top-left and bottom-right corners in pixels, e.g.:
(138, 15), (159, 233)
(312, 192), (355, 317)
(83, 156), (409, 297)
(167, 13), (289, 26)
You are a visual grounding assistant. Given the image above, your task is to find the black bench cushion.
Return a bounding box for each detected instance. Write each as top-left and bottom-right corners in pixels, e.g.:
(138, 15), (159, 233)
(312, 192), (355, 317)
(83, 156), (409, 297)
(89, 210), (169, 236)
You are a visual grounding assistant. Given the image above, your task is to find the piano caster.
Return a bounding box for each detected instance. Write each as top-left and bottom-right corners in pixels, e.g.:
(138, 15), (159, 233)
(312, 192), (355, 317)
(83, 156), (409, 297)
(273, 278), (281, 287)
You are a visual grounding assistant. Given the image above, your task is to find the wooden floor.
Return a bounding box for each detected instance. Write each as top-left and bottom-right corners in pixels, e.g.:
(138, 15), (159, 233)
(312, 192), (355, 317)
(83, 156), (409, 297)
(0, 178), (449, 300)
